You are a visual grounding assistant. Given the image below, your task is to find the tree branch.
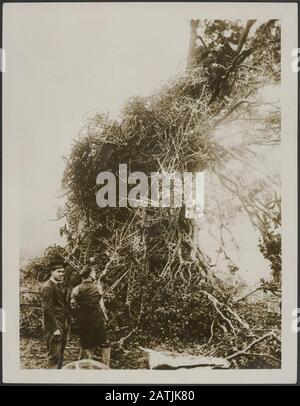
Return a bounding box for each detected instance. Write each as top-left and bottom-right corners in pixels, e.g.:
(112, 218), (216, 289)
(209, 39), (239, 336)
(226, 330), (277, 360)
(235, 20), (257, 56)
(201, 290), (250, 331)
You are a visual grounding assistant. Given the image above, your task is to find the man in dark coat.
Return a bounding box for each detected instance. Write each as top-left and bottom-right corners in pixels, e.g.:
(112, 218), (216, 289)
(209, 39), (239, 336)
(70, 265), (109, 363)
(41, 262), (69, 369)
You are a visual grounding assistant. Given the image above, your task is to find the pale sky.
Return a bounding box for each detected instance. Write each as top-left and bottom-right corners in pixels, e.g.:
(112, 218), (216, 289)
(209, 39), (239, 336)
(3, 3), (190, 257)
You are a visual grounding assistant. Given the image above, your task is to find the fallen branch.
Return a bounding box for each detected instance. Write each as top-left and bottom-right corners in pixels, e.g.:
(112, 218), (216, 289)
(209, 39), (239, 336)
(234, 286), (264, 303)
(201, 290), (250, 331)
(226, 331), (277, 360)
(235, 283), (281, 303)
(208, 319), (216, 344)
(212, 301), (237, 335)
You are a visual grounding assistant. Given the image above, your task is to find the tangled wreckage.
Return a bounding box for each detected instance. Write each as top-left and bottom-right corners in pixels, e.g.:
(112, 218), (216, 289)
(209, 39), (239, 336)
(21, 19), (281, 369)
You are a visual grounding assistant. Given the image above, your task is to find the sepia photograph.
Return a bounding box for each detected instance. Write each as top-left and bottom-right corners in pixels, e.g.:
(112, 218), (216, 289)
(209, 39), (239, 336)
(1, 2), (298, 384)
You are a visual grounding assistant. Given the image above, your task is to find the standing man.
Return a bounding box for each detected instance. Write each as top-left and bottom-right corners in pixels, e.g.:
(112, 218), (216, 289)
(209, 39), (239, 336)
(70, 265), (110, 364)
(41, 262), (69, 369)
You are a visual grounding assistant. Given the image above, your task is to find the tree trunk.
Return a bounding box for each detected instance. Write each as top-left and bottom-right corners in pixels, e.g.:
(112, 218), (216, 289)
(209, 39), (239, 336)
(187, 19), (200, 69)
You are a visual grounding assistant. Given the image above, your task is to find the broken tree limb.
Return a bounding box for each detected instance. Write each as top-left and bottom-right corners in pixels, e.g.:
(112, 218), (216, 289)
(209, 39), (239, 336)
(234, 20), (257, 57)
(211, 300), (237, 335)
(234, 287), (264, 303)
(200, 290), (251, 331)
(225, 330), (277, 360)
(235, 285), (281, 304)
